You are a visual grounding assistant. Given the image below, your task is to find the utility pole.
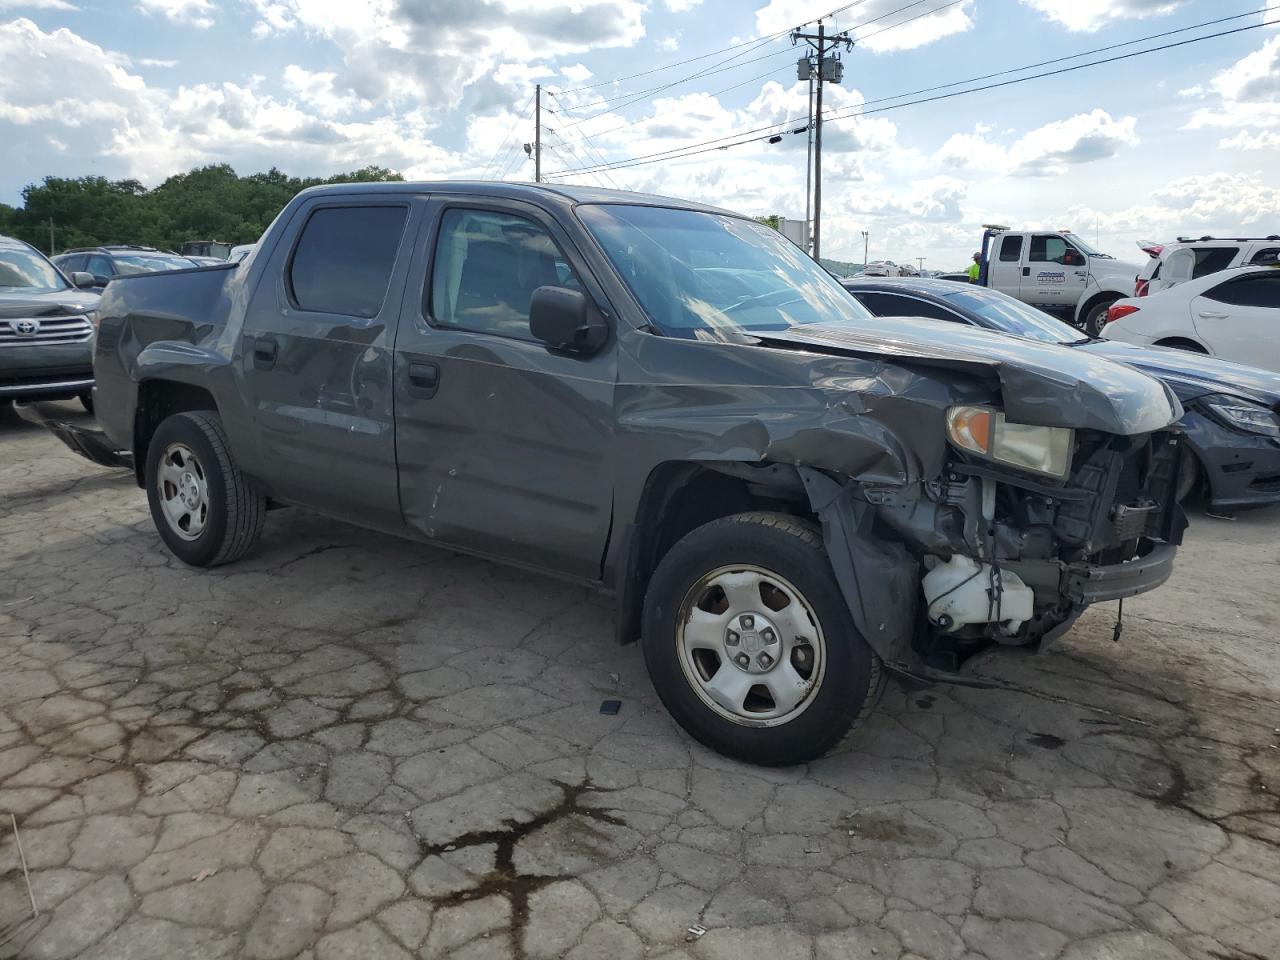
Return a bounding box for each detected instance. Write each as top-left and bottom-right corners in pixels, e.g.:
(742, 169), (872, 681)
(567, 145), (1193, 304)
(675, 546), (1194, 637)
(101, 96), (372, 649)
(535, 84), (542, 183)
(524, 86), (543, 181)
(917, 257), (926, 274)
(48, 217), (55, 255)
(861, 230), (869, 268)
(803, 68), (814, 253)
(792, 22), (852, 262)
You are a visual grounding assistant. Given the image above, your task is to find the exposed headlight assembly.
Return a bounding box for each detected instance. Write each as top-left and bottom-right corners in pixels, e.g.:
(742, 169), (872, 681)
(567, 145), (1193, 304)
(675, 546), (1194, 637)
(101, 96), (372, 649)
(1202, 395), (1280, 438)
(946, 405), (1073, 479)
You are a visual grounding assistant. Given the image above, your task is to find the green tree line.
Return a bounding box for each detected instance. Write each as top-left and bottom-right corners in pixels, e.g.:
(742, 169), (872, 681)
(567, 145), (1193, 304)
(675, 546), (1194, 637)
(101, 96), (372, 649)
(0, 164), (405, 255)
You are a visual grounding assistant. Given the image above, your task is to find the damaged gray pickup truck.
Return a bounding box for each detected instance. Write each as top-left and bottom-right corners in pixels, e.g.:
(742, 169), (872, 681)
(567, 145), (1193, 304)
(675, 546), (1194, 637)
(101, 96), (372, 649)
(72, 182), (1188, 765)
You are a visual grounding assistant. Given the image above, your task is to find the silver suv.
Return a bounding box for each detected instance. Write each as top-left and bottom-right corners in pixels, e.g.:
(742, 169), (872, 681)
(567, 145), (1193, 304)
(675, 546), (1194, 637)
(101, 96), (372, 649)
(1136, 235), (1280, 297)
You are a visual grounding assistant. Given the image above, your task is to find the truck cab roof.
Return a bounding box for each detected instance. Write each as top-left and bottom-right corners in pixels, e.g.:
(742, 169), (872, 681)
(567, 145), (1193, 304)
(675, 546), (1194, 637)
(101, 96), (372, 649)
(293, 180), (739, 218)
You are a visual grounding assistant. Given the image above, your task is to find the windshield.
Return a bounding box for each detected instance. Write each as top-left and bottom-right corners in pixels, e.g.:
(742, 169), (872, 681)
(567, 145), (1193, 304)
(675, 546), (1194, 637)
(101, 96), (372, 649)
(578, 204), (872, 338)
(941, 288), (1085, 345)
(114, 254), (199, 275)
(1064, 233), (1109, 258)
(0, 244), (69, 293)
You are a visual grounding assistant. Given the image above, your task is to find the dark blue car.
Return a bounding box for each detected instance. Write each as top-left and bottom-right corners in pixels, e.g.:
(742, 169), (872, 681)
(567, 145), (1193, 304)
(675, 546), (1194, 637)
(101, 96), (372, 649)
(842, 277), (1280, 512)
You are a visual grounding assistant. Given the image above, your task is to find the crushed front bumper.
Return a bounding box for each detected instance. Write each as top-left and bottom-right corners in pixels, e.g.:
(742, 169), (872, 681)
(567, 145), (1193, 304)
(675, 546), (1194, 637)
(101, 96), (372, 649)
(1065, 541), (1178, 603)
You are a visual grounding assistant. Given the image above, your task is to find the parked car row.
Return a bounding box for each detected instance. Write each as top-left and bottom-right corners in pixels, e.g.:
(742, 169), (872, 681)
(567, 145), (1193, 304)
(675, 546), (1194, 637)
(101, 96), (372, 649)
(51, 245), (203, 289)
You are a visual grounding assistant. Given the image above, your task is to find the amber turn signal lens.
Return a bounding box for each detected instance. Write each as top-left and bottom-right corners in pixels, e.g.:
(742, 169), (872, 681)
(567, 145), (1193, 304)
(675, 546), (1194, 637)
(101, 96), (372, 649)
(946, 406), (993, 455)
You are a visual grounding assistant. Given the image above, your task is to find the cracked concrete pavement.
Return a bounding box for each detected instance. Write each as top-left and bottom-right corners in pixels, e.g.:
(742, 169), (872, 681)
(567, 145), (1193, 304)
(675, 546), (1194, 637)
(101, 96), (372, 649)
(1, 400), (1278, 960)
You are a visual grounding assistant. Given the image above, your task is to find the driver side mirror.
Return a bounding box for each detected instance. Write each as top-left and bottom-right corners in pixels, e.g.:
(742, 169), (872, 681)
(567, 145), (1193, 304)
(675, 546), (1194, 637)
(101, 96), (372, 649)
(71, 272), (99, 290)
(530, 286), (607, 354)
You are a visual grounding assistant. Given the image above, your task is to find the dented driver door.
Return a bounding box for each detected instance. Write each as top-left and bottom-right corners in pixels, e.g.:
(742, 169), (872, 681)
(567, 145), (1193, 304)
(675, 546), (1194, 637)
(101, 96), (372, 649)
(391, 196), (618, 581)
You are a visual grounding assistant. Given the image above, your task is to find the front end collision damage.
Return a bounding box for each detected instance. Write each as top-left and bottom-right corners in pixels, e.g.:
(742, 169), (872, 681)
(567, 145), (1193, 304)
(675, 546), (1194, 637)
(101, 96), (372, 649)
(614, 325), (1187, 684)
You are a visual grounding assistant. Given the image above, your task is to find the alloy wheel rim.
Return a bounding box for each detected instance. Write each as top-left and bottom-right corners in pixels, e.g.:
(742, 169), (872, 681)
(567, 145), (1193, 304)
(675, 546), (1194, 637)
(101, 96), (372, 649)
(157, 442), (209, 541)
(675, 564), (826, 727)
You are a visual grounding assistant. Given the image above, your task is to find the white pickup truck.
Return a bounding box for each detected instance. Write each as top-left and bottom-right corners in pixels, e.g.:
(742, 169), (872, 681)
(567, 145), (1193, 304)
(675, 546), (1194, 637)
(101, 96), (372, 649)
(974, 225), (1142, 335)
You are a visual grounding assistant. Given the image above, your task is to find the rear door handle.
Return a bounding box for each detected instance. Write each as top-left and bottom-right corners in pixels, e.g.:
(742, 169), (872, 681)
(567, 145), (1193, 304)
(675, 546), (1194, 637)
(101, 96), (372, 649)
(253, 335), (277, 370)
(1198, 312), (1228, 320)
(407, 359), (440, 398)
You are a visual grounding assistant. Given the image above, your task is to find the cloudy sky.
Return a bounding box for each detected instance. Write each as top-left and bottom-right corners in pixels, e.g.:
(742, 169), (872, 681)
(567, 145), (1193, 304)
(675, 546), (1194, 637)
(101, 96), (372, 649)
(1, 0), (1277, 266)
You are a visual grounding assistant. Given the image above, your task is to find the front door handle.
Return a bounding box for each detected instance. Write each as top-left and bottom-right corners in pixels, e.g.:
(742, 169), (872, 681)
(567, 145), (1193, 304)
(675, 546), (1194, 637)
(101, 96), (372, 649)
(1198, 312), (1228, 320)
(407, 360), (440, 398)
(253, 335), (278, 370)
(1022, 267), (1030, 277)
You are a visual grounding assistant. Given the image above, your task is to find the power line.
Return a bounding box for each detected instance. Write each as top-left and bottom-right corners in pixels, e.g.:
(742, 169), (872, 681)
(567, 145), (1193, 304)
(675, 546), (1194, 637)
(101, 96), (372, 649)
(854, 1), (1277, 112)
(557, 0), (872, 94)
(480, 94), (534, 180)
(549, 0), (960, 154)
(546, 11), (1278, 179)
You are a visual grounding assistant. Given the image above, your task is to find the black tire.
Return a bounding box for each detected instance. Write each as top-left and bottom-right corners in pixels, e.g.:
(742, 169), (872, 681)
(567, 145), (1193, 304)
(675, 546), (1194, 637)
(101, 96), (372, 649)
(79, 391), (94, 414)
(1083, 298), (1118, 337)
(1176, 453), (1202, 504)
(641, 511), (884, 766)
(145, 411), (265, 567)
(1154, 338), (1208, 354)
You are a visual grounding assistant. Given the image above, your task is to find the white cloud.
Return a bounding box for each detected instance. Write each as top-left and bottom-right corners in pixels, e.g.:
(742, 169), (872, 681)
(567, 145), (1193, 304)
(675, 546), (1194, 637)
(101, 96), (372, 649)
(1219, 129), (1280, 150)
(937, 109), (1138, 177)
(1018, 0), (1187, 33)
(663, 0), (700, 10)
(282, 65), (371, 117)
(1186, 34), (1280, 131)
(755, 0), (975, 53)
(134, 0), (215, 28)
(659, 34), (679, 51)
(0, 19), (462, 184)
(242, 0), (647, 111)
(138, 57), (179, 68)
(1177, 85), (1203, 99)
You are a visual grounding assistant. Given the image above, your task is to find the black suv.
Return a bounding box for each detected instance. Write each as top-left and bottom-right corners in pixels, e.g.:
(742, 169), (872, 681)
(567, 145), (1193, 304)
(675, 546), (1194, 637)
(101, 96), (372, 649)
(0, 235), (99, 407)
(51, 246), (199, 288)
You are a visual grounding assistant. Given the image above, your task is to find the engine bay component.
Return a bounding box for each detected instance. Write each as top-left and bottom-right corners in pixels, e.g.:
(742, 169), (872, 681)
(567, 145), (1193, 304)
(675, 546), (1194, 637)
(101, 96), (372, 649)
(923, 555), (1035, 635)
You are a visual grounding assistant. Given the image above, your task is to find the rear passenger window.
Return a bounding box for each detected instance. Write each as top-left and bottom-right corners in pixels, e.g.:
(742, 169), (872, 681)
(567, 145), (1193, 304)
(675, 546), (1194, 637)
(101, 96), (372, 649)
(856, 292), (964, 323)
(1204, 272), (1280, 309)
(1191, 247), (1238, 278)
(429, 208), (579, 341)
(289, 206), (407, 318)
(999, 235), (1022, 262)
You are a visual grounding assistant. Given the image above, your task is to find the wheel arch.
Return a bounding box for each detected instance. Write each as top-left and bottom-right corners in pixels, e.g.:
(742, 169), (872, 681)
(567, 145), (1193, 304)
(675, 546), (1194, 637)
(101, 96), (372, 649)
(133, 379), (220, 487)
(1075, 289), (1123, 328)
(613, 460), (813, 645)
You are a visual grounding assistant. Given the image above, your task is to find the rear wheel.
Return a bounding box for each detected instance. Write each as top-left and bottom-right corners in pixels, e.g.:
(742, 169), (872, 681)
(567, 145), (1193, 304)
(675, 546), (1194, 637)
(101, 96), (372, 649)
(1154, 337), (1208, 354)
(79, 391), (94, 414)
(145, 411), (265, 566)
(641, 512), (883, 766)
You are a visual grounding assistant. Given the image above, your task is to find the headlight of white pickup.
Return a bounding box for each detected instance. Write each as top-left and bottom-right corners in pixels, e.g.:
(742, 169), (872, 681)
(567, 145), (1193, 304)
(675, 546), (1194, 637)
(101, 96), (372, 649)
(1202, 395), (1280, 439)
(946, 406), (1073, 479)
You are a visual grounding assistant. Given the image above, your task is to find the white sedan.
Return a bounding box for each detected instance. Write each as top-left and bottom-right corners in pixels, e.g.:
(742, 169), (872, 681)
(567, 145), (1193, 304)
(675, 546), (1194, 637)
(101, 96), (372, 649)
(1103, 264), (1280, 373)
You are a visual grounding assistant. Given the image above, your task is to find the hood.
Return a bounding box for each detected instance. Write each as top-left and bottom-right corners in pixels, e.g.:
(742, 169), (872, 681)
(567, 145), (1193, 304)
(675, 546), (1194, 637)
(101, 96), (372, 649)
(1079, 339), (1280, 408)
(1087, 256), (1143, 279)
(0, 288), (100, 318)
(754, 316), (1182, 436)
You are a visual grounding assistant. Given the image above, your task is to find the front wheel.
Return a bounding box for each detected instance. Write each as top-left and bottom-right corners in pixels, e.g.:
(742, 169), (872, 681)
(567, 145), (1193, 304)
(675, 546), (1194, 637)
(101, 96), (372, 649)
(145, 411), (265, 567)
(1082, 299), (1118, 337)
(641, 512), (883, 766)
